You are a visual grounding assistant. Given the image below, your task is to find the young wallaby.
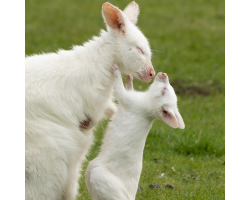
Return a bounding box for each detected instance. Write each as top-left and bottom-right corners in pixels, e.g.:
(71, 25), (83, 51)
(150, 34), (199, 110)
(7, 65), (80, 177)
(85, 65), (185, 200)
(25, 2), (155, 200)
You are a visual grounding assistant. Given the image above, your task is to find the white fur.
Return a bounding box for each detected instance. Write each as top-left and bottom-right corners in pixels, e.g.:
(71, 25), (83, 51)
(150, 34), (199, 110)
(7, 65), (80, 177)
(25, 2), (155, 200)
(85, 66), (185, 200)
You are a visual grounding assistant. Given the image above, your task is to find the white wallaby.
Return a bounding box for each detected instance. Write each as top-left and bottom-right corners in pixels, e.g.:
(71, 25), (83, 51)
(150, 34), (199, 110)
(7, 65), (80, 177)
(25, 2), (155, 200)
(85, 65), (185, 200)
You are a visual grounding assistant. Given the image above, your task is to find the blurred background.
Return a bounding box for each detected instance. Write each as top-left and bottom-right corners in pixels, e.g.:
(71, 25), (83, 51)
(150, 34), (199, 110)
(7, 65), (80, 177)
(25, 0), (225, 199)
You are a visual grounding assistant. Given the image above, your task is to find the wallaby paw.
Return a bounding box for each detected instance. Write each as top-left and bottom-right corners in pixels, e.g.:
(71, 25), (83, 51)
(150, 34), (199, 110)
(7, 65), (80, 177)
(105, 106), (117, 118)
(125, 75), (133, 82)
(125, 75), (134, 90)
(111, 64), (120, 77)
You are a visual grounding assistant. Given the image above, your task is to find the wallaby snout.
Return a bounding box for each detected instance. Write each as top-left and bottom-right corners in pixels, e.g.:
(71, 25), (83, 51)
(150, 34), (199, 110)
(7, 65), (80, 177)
(145, 60), (155, 82)
(156, 72), (168, 82)
(142, 67), (155, 82)
(149, 68), (155, 77)
(158, 72), (167, 79)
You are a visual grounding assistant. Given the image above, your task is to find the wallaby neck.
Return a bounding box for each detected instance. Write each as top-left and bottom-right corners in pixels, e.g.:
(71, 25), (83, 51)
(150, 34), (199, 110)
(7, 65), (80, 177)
(69, 30), (120, 93)
(79, 30), (126, 71)
(102, 111), (153, 162)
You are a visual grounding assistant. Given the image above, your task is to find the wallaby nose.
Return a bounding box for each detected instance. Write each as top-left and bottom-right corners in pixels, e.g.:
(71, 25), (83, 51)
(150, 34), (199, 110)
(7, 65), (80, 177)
(157, 72), (168, 80)
(140, 67), (155, 82)
(149, 68), (155, 78)
(143, 68), (155, 82)
(161, 72), (167, 78)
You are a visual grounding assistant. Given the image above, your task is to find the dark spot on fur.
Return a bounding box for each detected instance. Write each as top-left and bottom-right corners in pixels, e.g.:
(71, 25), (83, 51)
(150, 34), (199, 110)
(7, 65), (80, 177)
(79, 119), (92, 130)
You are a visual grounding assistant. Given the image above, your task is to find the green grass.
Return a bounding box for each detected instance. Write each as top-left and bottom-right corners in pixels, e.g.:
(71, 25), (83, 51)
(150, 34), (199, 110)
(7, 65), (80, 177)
(26, 0), (225, 199)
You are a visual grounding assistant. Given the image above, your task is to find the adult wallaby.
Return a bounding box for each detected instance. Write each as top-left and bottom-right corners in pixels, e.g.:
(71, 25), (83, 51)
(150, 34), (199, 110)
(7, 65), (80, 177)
(25, 2), (155, 200)
(85, 65), (185, 200)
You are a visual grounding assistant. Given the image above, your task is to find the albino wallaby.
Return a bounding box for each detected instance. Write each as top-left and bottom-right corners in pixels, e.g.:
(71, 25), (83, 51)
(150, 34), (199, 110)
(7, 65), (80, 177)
(85, 65), (185, 200)
(25, 2), (155, 200)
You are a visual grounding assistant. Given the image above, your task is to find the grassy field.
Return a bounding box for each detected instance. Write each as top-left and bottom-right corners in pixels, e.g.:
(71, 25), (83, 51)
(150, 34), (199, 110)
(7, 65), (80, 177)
(25, 0), (225, 199)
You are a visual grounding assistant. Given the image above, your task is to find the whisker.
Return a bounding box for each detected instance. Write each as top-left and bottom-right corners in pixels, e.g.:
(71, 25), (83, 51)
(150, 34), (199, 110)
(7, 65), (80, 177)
(151, 49), (164, 53)
(152, 53), (158, 60)
(151, 52), (158, 60)
(152, 67), (160, 74)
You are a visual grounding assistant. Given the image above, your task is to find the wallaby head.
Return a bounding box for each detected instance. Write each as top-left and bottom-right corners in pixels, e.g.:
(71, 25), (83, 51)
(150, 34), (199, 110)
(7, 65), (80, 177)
(146, 72), (185, 129)
(102, 2), (155, 82)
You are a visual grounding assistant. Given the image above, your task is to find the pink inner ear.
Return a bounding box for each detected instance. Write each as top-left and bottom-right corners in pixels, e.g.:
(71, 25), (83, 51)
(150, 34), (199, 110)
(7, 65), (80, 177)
(175, 110), (185, 129)
(102, 3), (124, 29)
(161, 109), (178, 128)
(161, 87), (167, 95)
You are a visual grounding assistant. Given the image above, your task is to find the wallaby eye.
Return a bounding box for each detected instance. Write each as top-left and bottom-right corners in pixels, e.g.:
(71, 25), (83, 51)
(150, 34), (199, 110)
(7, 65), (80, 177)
(136, 47), (144, 54)
(163, 110), (168, 114)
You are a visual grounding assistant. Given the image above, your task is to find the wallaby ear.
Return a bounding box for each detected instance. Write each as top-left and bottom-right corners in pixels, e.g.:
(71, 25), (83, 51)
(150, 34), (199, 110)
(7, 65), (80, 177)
(161, 108), (178, 128)
(123, 1), (139, 24)
(102, 3), (125, 31)
(175, 110), (185, 129)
